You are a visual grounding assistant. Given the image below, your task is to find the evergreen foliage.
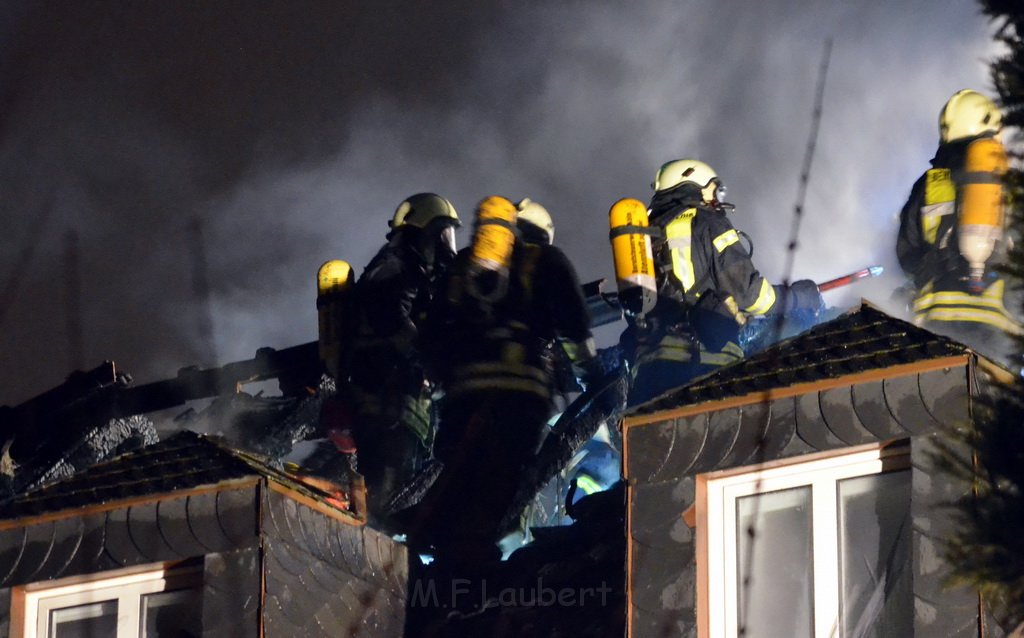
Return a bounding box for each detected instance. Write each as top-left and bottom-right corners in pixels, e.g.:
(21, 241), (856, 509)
(938, 1), (1024, 630)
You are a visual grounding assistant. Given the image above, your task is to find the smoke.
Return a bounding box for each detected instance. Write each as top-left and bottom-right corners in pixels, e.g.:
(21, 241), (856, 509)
(0, 1), (1001, 404)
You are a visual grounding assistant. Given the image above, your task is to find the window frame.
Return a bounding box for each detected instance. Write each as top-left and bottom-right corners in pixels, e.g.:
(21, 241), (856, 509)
(11, 561), (202, 638)
(696, 441), (911, 638)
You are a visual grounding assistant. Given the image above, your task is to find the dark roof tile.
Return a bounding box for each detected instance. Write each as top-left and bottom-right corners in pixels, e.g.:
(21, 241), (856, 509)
(0, 432), (257, 519)
(0, 431), (353, 522)
(628, 304), (968, 416)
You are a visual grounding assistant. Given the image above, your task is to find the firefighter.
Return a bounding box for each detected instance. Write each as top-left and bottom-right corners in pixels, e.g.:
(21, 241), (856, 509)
(413, 196), (598, 570)
(624, 159), (823, 406)
(347, 192), (460, 523)
(896, 89), (1022, 368)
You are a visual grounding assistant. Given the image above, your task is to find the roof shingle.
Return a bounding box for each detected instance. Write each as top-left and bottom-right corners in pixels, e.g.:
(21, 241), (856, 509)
(628, 303), (969, 416)
(0, 431), (350, 521)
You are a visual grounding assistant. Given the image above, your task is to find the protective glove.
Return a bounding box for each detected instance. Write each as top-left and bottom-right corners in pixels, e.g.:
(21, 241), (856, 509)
(788, 279), (824, 314)
(563, 337), (602, 389)
(572, 355), (605, 390)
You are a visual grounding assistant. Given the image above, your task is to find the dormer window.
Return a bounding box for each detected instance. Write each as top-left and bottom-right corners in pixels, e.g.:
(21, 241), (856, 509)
(697, 442), (912, 638)
(11, 562), (202, 638)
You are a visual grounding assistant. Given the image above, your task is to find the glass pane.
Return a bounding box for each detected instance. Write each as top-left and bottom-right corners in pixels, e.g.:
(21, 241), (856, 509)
(736, 486), (814, 638)
(142, 589), (202, 637)
(50, 601), (118, 638)
(838, 470), (912, 638)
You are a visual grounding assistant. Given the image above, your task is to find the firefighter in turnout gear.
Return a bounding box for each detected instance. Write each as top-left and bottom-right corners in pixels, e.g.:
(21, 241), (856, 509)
(348, 193), (460, 524)
(414, 196), (598, 570)
(897, 89), (1022, 368)
(624, 159), (823, 406)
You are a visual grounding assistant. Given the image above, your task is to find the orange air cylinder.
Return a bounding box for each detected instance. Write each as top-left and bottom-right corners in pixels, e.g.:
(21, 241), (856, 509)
(608, 198), (657, 317)
(468, 195), (518, 302)
(959, 136), (1008, 290)
(317, 260), (354, 380)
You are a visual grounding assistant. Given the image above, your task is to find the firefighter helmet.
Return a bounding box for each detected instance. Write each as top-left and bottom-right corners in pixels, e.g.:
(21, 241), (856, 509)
(389, 193), (460, 230)
(651, 159), (724, 204)
(516, 198), (555, 244)
(939, 89), (1002, 143)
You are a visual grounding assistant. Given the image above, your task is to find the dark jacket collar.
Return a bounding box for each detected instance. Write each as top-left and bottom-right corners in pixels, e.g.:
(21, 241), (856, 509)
(931, 132), (996, 168)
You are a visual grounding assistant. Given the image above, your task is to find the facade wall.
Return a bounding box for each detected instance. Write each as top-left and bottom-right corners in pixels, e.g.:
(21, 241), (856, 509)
(203, 547), (262, 638)
(0, 486), (259, 591)
(0, 485), (262, 634)
(910, 436), (1005, 638)
(625, 366), (990, 637)
(0, 480), (409, 637)
(260, 487), (407, 638)
(0, 588), (9, 637)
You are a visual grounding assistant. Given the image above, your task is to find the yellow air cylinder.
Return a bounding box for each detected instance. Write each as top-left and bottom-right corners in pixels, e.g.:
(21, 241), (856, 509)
(471, 196), (518, 271)
(468, 195), (518, 302)
(608, 198), (657, 317)
(317, 260), (353, 379)
(959, 137), (1008, 289)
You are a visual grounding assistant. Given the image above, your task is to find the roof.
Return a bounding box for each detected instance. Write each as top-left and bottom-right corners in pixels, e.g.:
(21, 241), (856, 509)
(627, 303), (970, 417)
(0, 430), (351, 521)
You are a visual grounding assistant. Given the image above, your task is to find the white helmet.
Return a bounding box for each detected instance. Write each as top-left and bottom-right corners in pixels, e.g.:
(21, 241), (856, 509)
(389, 193), (460, 230)
(939, 89), (1002, 143)
(652, 159), (724, 204)
(516, 198), (555, 244)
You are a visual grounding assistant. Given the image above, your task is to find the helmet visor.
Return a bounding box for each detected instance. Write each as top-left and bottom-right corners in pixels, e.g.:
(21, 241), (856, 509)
(439, 225), (457, 255)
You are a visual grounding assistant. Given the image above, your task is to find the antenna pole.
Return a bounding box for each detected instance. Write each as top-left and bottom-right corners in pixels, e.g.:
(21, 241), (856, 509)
(781, 37), (833, 287)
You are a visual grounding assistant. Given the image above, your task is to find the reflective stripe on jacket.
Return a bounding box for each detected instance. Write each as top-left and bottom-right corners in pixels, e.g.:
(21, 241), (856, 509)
(632, 330), (745, 371)
(446, 358), (553, 401)
(660, 208), (777, 318)
(913, 279), (1022, 335)
(920, 167), (956, 245)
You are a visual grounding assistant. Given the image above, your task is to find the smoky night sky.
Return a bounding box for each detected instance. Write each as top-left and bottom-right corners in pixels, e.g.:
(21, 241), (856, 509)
(0, 1), (1000, 406)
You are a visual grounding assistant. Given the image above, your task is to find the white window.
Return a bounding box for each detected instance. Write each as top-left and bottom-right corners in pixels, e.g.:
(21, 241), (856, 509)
(12, 562), (202, 638)
(700, 442), (912, 638)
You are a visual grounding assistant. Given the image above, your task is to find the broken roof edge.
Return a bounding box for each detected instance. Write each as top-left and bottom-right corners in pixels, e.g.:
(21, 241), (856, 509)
(974, 355), (1018, 385)
(0, 431), (364, 529)
(231, 443), (367, 526)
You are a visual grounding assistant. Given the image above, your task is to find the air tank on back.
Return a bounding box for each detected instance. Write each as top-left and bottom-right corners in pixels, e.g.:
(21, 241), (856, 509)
(608, 198), (657, 319)
(959, 136), (1009, 292)
(316, 259), (354, 380)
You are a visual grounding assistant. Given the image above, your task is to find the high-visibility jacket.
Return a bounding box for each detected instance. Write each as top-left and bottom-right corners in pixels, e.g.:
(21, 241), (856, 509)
(897, 136), (1022, 335)
(635, 200), (780, 369)
(431, 240), (595, 404)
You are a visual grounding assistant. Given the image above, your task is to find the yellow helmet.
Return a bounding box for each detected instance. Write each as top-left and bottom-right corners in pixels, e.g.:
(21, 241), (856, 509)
(389, 193), (460, 230)
(939, 89), (1002, 143)
(516, 198), (555, 244)
(652, 159), (724, 203)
